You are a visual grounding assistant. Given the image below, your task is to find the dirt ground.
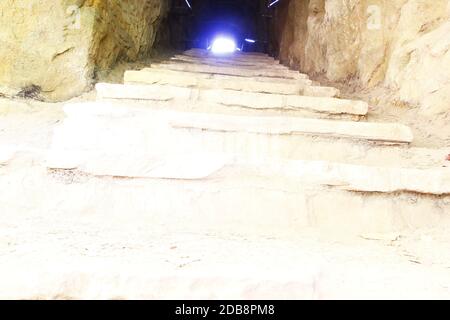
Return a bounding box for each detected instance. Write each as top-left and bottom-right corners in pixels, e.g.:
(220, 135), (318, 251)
(312, 74), (450, 149)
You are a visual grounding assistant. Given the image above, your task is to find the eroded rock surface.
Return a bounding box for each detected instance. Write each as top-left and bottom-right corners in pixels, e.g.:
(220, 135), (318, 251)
(0, 0), (168, 101)
(275, 0), (450, 115)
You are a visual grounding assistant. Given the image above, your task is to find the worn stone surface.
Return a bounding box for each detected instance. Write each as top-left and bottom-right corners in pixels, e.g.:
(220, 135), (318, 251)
(2, 209), (450, 299)
(124, 70), (309, 95)
(143, 67), (313, 85)
(275, 0), (450, 115)
(0, 145), (17, 165)
(171, 55), (286, 68)
(169, 112), (412, 144)
(46, 120), (448, 194)
(0, 0), (168, 101)
(150, 62), (309, 80)
(48, 102), (414, 173)
(96, 82), (364, 115)
(303, 86), (340, 98)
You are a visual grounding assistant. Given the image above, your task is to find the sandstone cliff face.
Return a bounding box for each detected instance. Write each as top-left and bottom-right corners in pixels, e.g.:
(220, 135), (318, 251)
(0, 0), (168, 101)
(276, 0), (450, 115)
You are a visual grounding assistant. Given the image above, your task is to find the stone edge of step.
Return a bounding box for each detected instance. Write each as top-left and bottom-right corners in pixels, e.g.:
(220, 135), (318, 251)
(124, 70), (341, 98)
(168, 112), (413, 144)
(2, 101), (442, 194)
(125, 69), (313, 86)
(45, 148), (450, 195)
(96, 82), (366, 116)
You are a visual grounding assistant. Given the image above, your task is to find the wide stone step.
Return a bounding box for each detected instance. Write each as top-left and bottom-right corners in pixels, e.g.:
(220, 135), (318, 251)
(143, 67), (311, 85)
(171, 55), (286, 67)
(35, 101), (448, 237)
(47, 146), (449, 195)
(150, 62), (308, 80)
(47, 102), (421, 171)
(184, 48), (272, 60)
(5, 151), (449, 241)
(96, 83), (359, 117)
(124, 70), (339, 97)
(168, 57), (288, 70)
(169, 112), (412, 144)
(176, 53), (278, 62)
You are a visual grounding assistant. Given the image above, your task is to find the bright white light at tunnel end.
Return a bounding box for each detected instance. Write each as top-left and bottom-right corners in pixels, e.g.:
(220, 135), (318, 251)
(210, 37), (237, 55)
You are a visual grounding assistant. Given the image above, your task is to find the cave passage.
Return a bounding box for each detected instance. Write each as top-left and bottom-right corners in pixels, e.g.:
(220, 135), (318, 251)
(167, 0), (284, 54)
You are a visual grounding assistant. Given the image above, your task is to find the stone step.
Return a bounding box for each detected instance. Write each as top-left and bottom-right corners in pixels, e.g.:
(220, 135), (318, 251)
(49, 102), (421, 172)
(169, 112), (412, 144)
(35, 101), (447, 238)
(171, 55), (285, 67)
(46, 145), (449, 195)
(158, 60), (299, 74)
(185, 50), (274, 61)
(185, 48), (272, 59)
(176, 52), (278, 62)
(168, 57), (287, 70)
(150, 62), (308, 80)
(96, 83), (358, 117)
(5, 149), (450, 240)
(143, 67), (311, 85)
(43, 102), (449, 171)
(303, 86), (340, 98)
(124, 70), (339, 98)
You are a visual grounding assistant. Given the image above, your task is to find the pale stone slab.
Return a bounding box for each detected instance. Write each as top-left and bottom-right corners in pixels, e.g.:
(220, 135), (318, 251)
(150, 62), (308, 80)
(0, 145), (17, 165)
(97, 83), (367, 116)
(143, 67), (311, 85)
(184, 49), (272, 60)
(200, 89), (362, 113)
(176, 53), (278, 63)
(124, 70), (307, 95)
(283, 94), (367, 114)
(171, 55), (284, 67)
(169, 113), (413, 144)
(54, 102), (440, 169)
(76, 153), (230, 180)
(47, 119), (450, 195)
(182, 55), (278, 64)
(168, 58), (288, 70)
(51, 152), (450, 194)
(303, 86), (340, 98)
(125, 70), (199, 88)
(259, 158), (450, 195)
(45, 102), (450, 194)
(96, 83), (191, 101)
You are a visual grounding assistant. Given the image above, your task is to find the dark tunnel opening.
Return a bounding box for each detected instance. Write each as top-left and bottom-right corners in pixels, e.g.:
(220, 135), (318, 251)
(166, 0), (285, 55)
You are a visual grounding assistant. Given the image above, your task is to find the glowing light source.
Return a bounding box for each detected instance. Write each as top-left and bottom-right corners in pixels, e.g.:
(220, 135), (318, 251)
(245, 38), (256, 43)
(268, 0), (281, 8)
(210, 37), (237, 54)
(184, 0), (192, 9)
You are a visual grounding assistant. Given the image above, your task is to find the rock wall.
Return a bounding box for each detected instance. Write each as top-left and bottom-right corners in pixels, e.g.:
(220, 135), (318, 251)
(274, 0), (450, 115)
(0, 0), (168, 101)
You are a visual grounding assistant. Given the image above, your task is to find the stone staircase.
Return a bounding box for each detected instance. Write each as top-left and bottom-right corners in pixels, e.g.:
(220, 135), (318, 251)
(2, 48), (450, 299)
(44, 48), (450, 236)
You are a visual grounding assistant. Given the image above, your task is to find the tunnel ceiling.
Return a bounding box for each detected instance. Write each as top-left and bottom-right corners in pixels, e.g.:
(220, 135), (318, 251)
(190, 0), (263, 26)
